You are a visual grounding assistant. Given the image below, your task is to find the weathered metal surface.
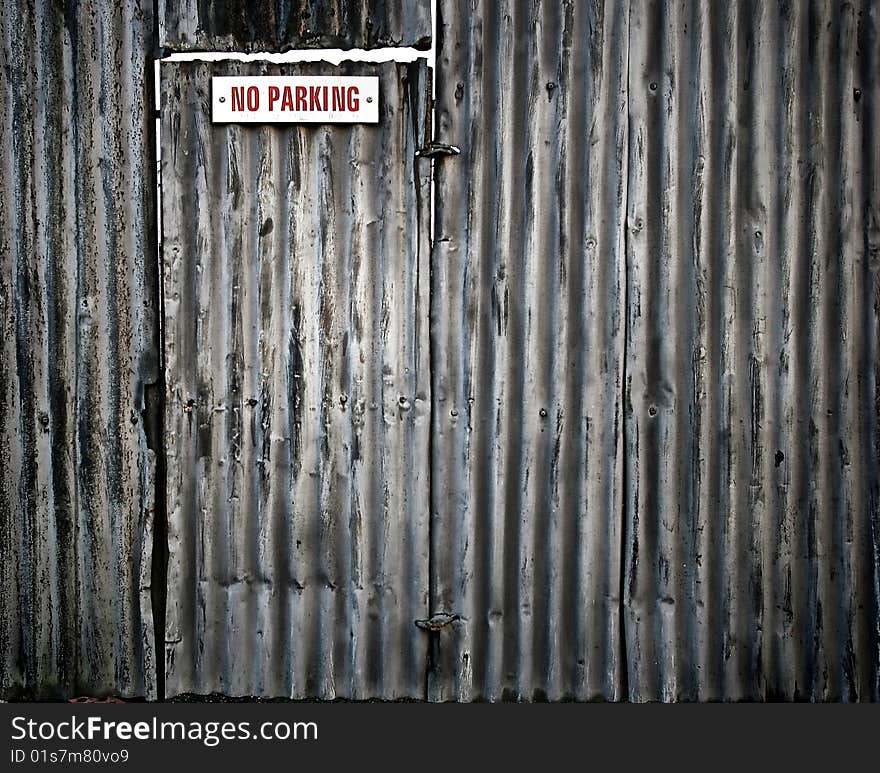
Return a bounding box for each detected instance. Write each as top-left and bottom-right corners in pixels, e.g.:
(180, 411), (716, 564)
(624, 0), (879, 702)
(430, 0), (880, 702)
(429, 0), (630, 701)
(161, 60), (432, 699)
(3, 0), (879, 705)
(159, 0), (432, 53)
(0, 0), (158, 699)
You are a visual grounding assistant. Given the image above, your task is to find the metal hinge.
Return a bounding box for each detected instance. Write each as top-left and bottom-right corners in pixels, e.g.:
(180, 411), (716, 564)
(416, 142), (461, 159)
(414, 613), (461, 631)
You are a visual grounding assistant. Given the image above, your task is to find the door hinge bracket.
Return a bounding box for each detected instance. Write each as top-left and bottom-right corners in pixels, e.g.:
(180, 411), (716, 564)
(415, 613), (461, 631)
(416, 142), (461, 159)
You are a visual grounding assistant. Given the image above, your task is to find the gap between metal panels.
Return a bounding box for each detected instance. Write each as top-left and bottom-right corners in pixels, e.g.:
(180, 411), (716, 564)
(618, 7), (633, 703)
(147, 0), (168, 705)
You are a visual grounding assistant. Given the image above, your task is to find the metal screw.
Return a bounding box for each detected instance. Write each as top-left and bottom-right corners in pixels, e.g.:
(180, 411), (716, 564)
(366, 96), (373, 103)
(219, 96), (226, 103)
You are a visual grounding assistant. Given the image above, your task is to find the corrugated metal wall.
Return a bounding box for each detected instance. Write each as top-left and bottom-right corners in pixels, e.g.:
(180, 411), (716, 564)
(160, 60), (432, 699)
(0, 0), (157, 698)
(2, 0), (878, 703)
(623, 0), (880, 702)
(429, 0), (630, 701)
(430, 0), (880, 702)
(159, 0), (432, 52)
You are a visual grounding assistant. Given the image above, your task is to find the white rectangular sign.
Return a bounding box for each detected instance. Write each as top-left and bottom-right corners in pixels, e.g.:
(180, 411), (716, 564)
(212, 76), (379, 124)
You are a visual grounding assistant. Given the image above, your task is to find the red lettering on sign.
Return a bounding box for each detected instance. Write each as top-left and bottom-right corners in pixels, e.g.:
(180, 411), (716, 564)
(309, 86), (322, 110)
(268, 85), (280, 110)
(347, 87), (360, 111)
(331, 86), (344, 111)
(247, 86), (259, 111)
(222, 81), (370, 116)
(231, 86), (245, 111)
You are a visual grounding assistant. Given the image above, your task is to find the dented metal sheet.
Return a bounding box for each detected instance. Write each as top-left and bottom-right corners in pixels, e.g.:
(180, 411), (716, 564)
(159, 0), (432, 53)
(429, 0), (630, 701)
(161, 60), (432, 699)
(0, 0), (158, 699)
(623, 0), (880, 702)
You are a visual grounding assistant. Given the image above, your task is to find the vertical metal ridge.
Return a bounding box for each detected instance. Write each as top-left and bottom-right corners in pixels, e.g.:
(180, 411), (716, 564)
(860, 0), (880, 703)
(0, 0), (19, 697)
(560, 0), (592, 699)
(757, 0), (786, 699)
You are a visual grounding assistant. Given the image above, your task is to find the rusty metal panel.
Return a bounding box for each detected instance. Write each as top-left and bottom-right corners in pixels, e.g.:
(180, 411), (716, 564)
(161, 60), (432, 699)
(159, 0), (432, 53)
(624, 0), (880, 701)
(429, 0), (630, 701)
(0, 0), (158, 699)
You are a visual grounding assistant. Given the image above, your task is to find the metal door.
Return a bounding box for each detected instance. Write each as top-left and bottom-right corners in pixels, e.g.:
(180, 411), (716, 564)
(427, 1), (630, 701)
(160, 60), (431, 699)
